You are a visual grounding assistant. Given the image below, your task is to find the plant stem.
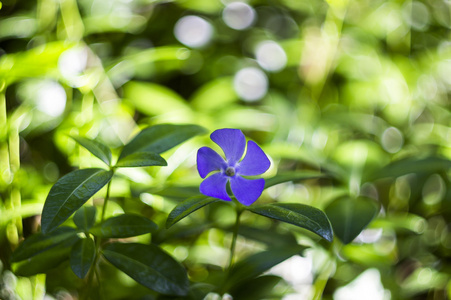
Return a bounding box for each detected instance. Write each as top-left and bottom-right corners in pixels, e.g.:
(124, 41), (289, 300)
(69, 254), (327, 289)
(85, 176), (113, 299)
(227, 207), (242, 271)
(100, 178), (113, 222)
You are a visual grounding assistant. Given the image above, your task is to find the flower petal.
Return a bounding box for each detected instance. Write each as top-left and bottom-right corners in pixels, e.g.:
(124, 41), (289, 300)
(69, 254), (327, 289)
(211, 129), (246, 165)
(197, 147), (227, 178)
(237, 141), (270, 176)
(230, 176), (265, 206)
(200, 173), (231, 201)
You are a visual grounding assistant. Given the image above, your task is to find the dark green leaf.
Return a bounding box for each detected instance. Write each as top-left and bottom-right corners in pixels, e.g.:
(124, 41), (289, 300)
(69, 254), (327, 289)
(226, 245), (305, 290)
(73, 206), (97, 231)
(230, 275), (283, 300)
(41, 168), (114, 234)
(264, 171), (327, 189)
(325, 196), (379, 244)
(116, 152), (167, 168)
(235, 225), (298, 247)
(119, 124), (206, 159)
(148, 186), (201, 200)
(12, 227), (78, 262)
(13, 239), (76, 276)
(90, 214), (158, 238)
(368, 157), (451, 181)
(102, 242), (189, 296)
(71, 136), (112, 166)
(166, 196), (219, 228)
(247, 203), (333, 242)
(70, 237), (96, 279)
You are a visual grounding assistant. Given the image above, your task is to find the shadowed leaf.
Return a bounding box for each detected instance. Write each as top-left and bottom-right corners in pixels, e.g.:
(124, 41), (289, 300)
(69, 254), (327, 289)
(248, 203), (333, 242)
(70, 237), (96, 279)
(41, 168), (113, 234)
(90, 214), (158, 238)
(166, 196), (219, 228)
(71, 136), (112, 166)
(102, 243), (189, 296)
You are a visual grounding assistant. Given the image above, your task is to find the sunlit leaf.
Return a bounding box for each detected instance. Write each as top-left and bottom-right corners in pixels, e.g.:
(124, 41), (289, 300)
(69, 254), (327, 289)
(264, 171), (326, 189)
(325, 196), (379, 244)
(115, 152), (167, 168)
(11, 227), (78, 262)
(190, 77), (237, 111)
(102, 242), (189, 296)
(71, 136), (112, 166)
(70, 237), (96, 279)
(73, 206), (97, 231)
(90, 214), (158, 238)
(41, 168), (113, 234)
(123, 81), (190, 116)
(166, 196), (219, 228)
(247, 203), (333, 242)
(119, 124), (206, 159)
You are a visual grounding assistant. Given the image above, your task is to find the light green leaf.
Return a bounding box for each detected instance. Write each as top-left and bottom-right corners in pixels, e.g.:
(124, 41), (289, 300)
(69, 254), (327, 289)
(115, 152), (167, 168)
(166, 196), (219, 228)
(11, 227), (78, 262)
(73, 206), (97, 231)
(325, 196), (379, 244)
(264, 171), (327, 189)
(119, 124), (206, 159)
(90, 214), (158, 238)
(123, 81), (190, 116)
(247, 203), (333, 242)
(71, 136), (112, 166)
(190, 77), (237, 111)
(102, 243), (189, 296)
(70, 237), (96, 279)
(41, 168), (113, 234)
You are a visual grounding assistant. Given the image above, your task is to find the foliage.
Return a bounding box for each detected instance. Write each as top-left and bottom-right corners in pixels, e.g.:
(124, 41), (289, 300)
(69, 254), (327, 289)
(0, 0), (451, 299)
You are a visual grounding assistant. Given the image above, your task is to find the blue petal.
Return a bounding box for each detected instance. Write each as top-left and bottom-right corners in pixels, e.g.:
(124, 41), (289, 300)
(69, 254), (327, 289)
(237, 141), (270, 176)
(200, 173), (231, 201)
(230, 176), (265, 206)
(211, 129), (246, 165)
(197, 147), (227, 178)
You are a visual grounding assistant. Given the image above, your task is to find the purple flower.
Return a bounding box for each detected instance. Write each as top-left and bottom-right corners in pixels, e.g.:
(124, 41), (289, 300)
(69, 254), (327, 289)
(197, 128), (271, 206)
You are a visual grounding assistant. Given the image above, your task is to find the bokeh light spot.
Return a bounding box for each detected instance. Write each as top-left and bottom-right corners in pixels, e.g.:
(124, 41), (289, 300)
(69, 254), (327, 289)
(174, 16), (213, 48)
(233, 67), (268, 101)
(222, 2), (256, 30)
(381, 127), (403, 153)
(255, 40), (287, 72)
(36, 80), (67, 117)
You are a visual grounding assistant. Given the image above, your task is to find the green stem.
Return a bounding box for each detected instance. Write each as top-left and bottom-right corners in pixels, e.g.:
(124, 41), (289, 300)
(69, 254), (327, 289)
(100, 178), (112, 222)
(85, 176), (113, 299)
(227, 207), (242, 271)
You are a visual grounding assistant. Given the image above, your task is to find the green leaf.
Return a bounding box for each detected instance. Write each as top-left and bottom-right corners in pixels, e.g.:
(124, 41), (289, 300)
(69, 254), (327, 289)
(73, 206), (97, 231)
(71, 136), (112, 166)
(70, 237), (96, 279)
(325, 196), (379, 244)
(115, 152), (167, 168)
(41, 168), (114, 234)
(11, 227), (78, 262)
(190, 77), (237, 111)
(13, 239), (77, 276)
(119, 124), (206, 159)
(264, 171), (327, 189)
(226, 245), (305, 290)
(236, 225), (298, 248)
(368, 157), (451, 180)
(90, 214), (158, 238)
(123, 81), (190, 116)
(102, 242), (189, 296)
(247, 203), (333, 242)
(230, 275), (283, 300)
(166, 196), (219, 228)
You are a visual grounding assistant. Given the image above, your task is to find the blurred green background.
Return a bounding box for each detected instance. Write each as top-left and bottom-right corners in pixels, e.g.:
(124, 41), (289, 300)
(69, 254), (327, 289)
(0, 0), (451, 299)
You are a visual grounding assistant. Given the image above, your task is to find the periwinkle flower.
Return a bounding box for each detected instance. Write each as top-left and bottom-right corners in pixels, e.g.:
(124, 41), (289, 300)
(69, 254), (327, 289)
(197, 128), (270, 206)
